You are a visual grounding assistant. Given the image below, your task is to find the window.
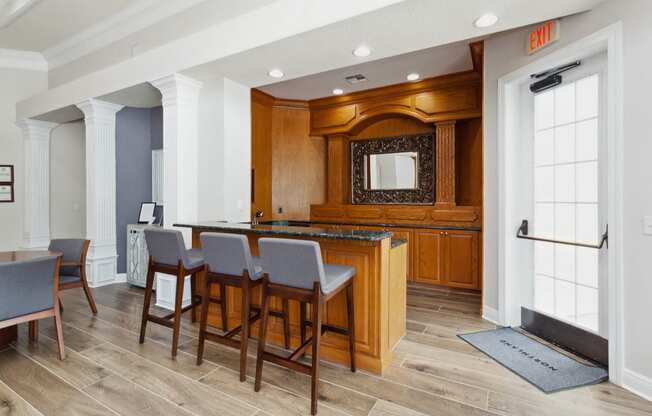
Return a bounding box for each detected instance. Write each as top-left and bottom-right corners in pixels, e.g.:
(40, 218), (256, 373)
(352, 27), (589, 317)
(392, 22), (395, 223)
(532, 74), (600, 332)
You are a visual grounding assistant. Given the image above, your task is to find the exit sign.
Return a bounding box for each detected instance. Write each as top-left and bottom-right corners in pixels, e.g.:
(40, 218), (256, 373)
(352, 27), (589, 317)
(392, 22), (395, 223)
(527, 20), (560, 55)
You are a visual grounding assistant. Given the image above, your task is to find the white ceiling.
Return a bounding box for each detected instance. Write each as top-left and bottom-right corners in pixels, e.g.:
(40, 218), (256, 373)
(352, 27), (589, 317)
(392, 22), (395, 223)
(258, 38), (477, 100)
(0, 0), (135, 51)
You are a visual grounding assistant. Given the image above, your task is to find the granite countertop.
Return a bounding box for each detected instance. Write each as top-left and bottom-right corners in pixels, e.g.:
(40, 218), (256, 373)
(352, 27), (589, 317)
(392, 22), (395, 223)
(260, 219), (481, 232)
(174, 221), (392, 242)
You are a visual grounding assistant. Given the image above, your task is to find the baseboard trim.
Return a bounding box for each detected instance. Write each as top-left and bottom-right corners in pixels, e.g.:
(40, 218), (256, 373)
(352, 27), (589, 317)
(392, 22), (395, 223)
(482, 305), (500, 325)
(88, 273), (127, 288)
(623, 368), (652, 402)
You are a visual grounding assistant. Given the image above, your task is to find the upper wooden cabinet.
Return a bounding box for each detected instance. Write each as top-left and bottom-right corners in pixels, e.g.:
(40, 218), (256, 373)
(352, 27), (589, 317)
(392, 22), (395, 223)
(308, 71), (482, 136)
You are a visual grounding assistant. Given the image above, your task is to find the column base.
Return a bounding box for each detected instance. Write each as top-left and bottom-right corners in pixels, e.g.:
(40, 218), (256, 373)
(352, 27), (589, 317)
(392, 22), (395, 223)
(86, 243), (118, 287)
(155, 274), (191, 311)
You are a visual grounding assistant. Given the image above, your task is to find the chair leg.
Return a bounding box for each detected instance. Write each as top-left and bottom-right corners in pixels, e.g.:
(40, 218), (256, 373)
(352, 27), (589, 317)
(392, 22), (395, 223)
(28, 320), (38, 343)
(254, 281), (271, 392)
(190, 272), (197, 323)
(171, 272), (185, 357)
(346, 282), (356, 372)
(80, 271), (98, 315)
(310, 295), (322, 415)
(282, 298), (291, 349)
(239, 278), (250, 382)
(299, 301), (307, 359)
(220, 283), (228, 332)
(53, 300), (66, 360)
(139, 261), (155, 344)
(197, 276), (211, 365)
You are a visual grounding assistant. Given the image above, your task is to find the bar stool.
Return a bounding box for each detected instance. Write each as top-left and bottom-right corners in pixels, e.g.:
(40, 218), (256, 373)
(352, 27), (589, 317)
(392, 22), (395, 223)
(48, 239), (96, 315)
(139, 228), (209, 356)
(196, 233), (291, 381)
(254, 238), (356, 415)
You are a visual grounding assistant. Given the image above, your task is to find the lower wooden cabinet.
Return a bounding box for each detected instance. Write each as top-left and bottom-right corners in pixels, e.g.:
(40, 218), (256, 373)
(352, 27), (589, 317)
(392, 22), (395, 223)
(413, 229), (479, 289)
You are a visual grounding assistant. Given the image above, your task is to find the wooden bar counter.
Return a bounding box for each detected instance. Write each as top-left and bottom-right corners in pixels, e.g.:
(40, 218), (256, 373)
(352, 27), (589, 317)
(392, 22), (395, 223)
(176, 221), (407, 374)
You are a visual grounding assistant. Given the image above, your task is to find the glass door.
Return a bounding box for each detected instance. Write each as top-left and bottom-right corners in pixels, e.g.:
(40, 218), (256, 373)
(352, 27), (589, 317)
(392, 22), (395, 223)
(531, 54), (608, 337)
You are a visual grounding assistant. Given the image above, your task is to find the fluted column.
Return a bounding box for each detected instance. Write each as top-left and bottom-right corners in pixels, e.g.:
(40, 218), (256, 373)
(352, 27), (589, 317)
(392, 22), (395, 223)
(435, 121), (456, 206)
(76, 98), (124, 287)
(17, 119), (57, 248)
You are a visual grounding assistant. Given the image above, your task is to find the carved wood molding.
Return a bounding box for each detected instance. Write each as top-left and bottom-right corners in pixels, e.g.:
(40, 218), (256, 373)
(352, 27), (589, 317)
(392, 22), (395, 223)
(351, 134), (435, 205)
(435, 121), (456, 205)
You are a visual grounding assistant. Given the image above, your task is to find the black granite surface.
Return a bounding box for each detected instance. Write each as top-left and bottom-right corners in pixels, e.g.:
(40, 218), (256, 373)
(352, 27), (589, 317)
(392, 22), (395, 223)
(259, 219), (481, 232)
(174, 221), (392, 242)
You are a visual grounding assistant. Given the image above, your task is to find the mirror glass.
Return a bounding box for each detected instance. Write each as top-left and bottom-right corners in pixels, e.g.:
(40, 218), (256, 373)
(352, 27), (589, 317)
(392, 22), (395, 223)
(364, 152), (418, 190)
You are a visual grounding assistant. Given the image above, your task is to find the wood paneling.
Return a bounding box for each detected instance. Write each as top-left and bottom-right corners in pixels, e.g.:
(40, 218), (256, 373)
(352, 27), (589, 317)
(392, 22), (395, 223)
(435, 121), (456, 205)
(271, 105), (326, 220)
(354, 116), (434, 140)
(446, 230), (479, 289)
(251, 89), (274, 221)
(414, 231), (445, 285)
(455, 117), (483, 207)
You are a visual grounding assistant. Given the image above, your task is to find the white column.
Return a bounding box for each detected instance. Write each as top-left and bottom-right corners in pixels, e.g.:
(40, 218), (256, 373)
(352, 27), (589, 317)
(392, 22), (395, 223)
(17, 119), (57, 249)
(150, 74), (202, 230)
(76, 98), (124, 287)
(150, 74), (202, 310)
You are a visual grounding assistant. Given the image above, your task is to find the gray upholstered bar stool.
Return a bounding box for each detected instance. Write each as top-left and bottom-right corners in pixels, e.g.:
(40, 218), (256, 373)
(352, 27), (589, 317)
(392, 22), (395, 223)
(196, 233), (291, 381)
(254, 238), (356, 415)
(48, 239), (96, 314)
(139, 228), (207, 356)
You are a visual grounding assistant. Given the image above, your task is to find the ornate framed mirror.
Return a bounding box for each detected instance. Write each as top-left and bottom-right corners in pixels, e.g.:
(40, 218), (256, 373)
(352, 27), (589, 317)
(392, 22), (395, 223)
(351, 133), (435, 204)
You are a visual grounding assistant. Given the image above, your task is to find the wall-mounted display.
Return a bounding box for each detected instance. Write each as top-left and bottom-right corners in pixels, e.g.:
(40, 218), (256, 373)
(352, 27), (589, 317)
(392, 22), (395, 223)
(0, 165), (14, 203)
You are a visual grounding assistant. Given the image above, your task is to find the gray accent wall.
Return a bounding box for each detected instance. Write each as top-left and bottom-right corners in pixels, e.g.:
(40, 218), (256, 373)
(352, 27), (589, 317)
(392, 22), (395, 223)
(115, 106), (162, 274)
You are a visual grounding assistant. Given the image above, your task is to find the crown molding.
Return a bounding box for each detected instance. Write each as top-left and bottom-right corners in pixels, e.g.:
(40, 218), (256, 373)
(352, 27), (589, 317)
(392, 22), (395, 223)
(42, 0), (205, 70)
(0, 0), (41, 29)
(0, 48), (47, 71)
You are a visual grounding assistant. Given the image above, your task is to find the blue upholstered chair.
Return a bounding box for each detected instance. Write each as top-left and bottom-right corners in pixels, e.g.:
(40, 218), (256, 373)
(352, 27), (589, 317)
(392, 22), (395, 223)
(0, 255), (66, 360)
(196, 233), (291, 382)
(254, 238), (356, 415)
(140, 228), (206, 356)
(48, 239), (96, 314)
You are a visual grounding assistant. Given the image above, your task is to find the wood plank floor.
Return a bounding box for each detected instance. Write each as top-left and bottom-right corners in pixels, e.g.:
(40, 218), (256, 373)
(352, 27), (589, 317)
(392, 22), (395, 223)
(1, 283), (650, 416)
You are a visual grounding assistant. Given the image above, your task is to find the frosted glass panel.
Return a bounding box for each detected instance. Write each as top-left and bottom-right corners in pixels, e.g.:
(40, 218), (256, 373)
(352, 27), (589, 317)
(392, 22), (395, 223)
(576, 119), (598, 161)
(576, 75), (599, 120)
(576, 204), (598, 244)
(554, 125), (575, 164)
(535, 90), (554, 130)
(554, 204), (575, 241)
(535, 129), (554, 166)
(554, 164), (575, 202)
(535, 166), (554, 202)
(555, 244), (575, 282)
(535, 241), (554, 276)
(576, 162), (598, 203)
(576, 247), (599, 288)
(535, 203), (554, 238)
(555, 279), (576, 320)
(554, 84), (575, 125)
(576, 285), (599, 331)
(535, 275), (555, 315)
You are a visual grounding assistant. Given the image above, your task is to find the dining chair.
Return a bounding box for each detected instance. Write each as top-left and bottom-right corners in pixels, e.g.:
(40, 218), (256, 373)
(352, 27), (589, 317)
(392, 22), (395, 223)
(48, 239), (96, 315)
(0, 255), (66, 359)
(255, 238), (356, 415)
(196, 232), (290, 381)
(140, 228), (206, 356)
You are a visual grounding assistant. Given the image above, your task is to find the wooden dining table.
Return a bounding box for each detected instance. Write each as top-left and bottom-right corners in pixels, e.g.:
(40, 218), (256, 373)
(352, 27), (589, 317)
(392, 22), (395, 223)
(0, 250), (62, 348)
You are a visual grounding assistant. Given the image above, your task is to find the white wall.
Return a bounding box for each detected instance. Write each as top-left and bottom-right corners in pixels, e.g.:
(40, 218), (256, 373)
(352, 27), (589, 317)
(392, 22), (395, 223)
(0, 68), (47, 251)
(50, 121), (86, 238)
(196, 77), (250, 223)
(484, 0), (652, 395)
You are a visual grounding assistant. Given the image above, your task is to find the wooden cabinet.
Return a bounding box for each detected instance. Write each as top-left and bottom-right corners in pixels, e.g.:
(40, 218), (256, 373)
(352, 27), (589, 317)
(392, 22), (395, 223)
(413, 229), (479, 289)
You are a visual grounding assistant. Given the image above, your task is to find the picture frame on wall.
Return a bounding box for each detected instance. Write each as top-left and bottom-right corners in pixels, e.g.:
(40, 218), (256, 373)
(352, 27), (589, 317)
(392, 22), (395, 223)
(0, 165), (14, 203)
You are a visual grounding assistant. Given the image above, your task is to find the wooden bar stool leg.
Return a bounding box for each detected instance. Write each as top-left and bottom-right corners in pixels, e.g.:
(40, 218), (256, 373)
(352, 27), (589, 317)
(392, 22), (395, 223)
(190, 272), (197, 323)
(346, 281), (356, 372)
(220, 283), (228, 331)
(139, 258), (155, 344)
(53, 298), (66, 360)
(310, 283), (322, 416)
(171, 266), (185, 357)
(28, 320), (38, 343)
(299, 301), (307, 359)
(197, 275), (211, 365)
(239, 274), (251, 382)
(254, 280), (270, 392)
(80, 272), (98, 315)
(282, 298), (290, 349)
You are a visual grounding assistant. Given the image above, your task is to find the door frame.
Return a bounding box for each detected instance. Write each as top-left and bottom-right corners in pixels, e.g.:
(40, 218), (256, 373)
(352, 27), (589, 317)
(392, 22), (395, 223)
(495, 22), (624, 383)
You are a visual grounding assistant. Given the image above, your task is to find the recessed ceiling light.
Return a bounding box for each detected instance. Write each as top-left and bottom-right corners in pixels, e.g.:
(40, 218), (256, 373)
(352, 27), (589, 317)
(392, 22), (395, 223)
(474, 13), (498, 28)
(268, 69), (284, 78)
(406, 73), (420, 81)
(332, 88), (344, 95)
(352, 45), (371, 57)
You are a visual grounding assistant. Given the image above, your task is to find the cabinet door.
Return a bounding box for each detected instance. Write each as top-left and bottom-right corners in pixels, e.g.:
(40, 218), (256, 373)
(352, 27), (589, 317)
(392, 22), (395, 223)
(414, 231), (445, 285)
(444, 230), (479, 289)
